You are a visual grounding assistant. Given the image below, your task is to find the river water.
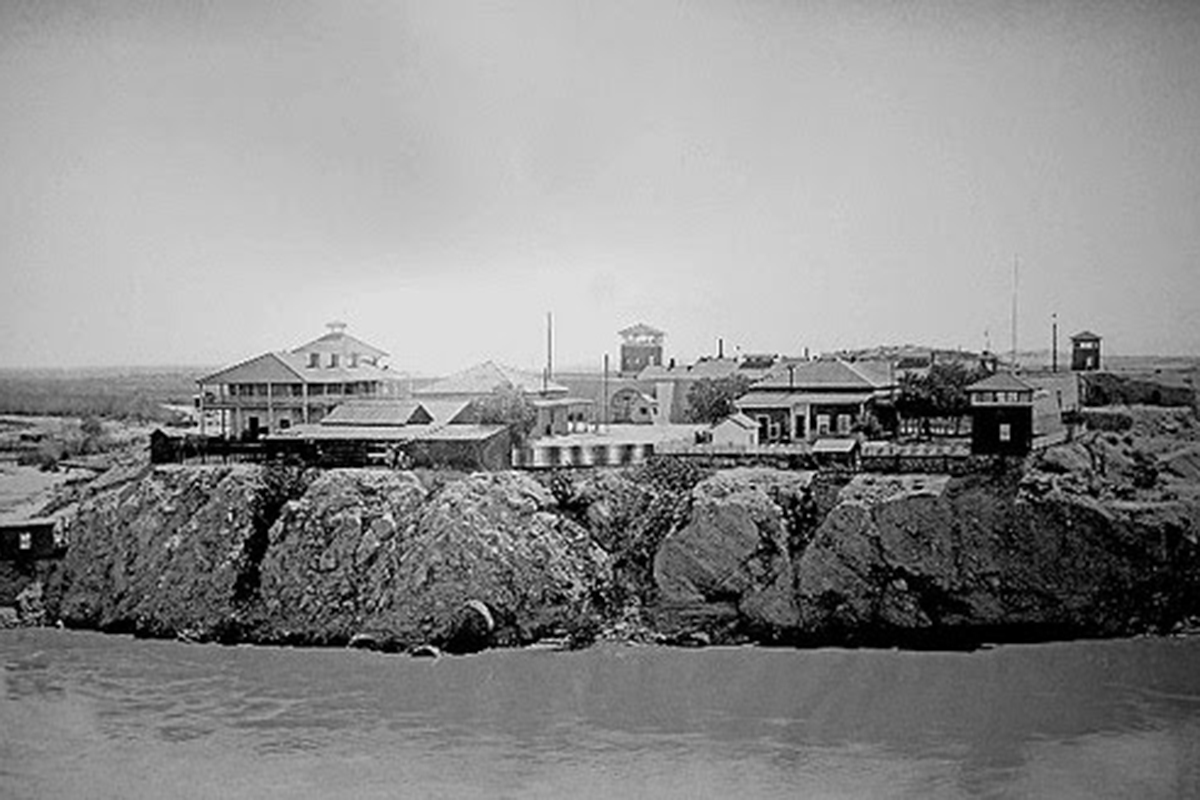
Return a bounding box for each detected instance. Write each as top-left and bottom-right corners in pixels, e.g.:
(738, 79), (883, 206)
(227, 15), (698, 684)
(2, 630), (1199, 799)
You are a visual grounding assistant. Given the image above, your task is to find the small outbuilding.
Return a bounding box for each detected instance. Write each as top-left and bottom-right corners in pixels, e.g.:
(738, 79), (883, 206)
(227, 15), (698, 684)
(710, 412), (759, 447)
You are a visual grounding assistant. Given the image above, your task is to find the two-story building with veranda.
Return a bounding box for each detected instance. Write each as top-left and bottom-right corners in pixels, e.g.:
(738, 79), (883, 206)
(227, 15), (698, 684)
(197, 322), (403, 439)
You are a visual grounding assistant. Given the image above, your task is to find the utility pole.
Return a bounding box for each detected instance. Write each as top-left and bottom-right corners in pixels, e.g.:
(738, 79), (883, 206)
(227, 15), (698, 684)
(1011, 255), (1019, 370)
(543, 312), (553, 393)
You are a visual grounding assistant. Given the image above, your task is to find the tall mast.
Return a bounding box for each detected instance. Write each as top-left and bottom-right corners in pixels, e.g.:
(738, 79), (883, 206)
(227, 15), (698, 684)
(1010, 255), (1019, 370)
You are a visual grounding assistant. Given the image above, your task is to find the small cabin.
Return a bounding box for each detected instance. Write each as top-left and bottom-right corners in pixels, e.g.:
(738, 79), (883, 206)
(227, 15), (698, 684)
(966, 372), (1035, 455)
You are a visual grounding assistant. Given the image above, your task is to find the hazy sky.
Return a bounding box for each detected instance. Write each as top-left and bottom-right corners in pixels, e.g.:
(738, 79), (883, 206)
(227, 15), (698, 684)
(2, 0), (1198, 373)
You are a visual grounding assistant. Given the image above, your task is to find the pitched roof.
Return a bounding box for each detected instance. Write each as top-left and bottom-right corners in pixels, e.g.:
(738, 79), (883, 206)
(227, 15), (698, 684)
(737, 391), (876, 408)
(1070, 330), (1102, 341)
(966, 372), (1035, 392)
(199, 352), (304, 385)
(320, 400), (431, 427)
(752, 358), (891, 391)
(418, 399), (476, 424)
(715, 412), (758, 430)
(199, 350), (395, 386)
(291, 329), (389, 359)
(413, 361), (568, 397)
(618, 322), (664, 338)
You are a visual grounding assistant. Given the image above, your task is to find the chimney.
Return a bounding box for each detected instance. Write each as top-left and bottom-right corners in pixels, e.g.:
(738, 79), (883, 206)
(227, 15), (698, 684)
(718, 338), (724, 359)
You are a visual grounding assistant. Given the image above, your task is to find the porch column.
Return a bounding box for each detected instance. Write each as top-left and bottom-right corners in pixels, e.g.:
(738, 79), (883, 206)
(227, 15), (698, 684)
(198, 382), (206, 437)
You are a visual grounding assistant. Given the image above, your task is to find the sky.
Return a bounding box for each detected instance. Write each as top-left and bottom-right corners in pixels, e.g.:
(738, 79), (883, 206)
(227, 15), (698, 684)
(1, 0), (1198, 374)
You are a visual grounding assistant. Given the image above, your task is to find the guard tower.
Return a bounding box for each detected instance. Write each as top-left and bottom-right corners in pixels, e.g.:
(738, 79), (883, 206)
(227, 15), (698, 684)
(1070, 330), (1102, 372)
(618, 323), (664, 375)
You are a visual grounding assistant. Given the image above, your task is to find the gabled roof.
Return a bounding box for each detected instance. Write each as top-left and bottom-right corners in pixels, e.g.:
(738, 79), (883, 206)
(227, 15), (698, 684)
(752, 358), (892, 391)
(413, 361), (568, 397)
(199, 352), (304, 385)
(618, 322), (664, 338)
(1070, 330), (1102, 341)
(320, 400), (431, 427)
(966, 372), (1035, 392)
(714, 412), (758, 430)
(418, 399), (476, 424)
(200, 350), (396, 386)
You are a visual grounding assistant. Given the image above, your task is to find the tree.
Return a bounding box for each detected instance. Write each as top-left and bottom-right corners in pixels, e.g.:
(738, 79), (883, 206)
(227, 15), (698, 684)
(472, 386), (538, 448)
(685, 374), (754, 424)
(896, 362), (988, 436)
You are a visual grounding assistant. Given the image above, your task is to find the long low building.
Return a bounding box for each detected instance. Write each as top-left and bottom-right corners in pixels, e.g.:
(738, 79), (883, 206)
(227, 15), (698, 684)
(517, 424), (705, 468)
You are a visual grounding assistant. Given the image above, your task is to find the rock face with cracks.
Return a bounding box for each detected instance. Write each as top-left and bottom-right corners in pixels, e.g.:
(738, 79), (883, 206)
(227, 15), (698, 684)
(652, 468), (815, 637)
(47, 466), (609, 650)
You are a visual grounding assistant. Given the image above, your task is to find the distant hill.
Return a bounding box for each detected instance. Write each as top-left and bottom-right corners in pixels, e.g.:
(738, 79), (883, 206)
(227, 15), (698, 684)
(0, 366), (213, 421)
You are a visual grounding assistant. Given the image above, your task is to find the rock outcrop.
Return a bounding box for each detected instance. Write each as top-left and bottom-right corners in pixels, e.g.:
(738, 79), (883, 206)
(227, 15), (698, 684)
(46, 466), (609, 650)
(50, 464), (267, 639)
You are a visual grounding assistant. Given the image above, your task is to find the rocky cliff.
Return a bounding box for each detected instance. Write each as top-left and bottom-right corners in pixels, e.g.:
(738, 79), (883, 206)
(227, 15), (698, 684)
(36, 408), (1200, 650)
(46, 466), (609, 651)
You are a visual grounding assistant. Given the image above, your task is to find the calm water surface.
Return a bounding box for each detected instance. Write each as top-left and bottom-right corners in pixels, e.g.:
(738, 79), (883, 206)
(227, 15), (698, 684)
(2, 629), (1199, 798)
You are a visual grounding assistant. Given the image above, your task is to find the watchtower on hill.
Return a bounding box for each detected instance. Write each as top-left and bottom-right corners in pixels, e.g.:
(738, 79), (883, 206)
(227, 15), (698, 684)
(618, 323), (664, 375)
(1071, 331), (1102, 372)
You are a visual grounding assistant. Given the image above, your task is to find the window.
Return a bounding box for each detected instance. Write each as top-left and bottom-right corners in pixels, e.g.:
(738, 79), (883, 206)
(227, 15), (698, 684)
(836, 414), (851, 434)
(817, 415), (830, 436)
(999, 423), (1012, 442)
(308, 353), (319, 368)
(19, 531), (32, 551)
(329, 353), (339, 368)
(350, 353), (358, 368)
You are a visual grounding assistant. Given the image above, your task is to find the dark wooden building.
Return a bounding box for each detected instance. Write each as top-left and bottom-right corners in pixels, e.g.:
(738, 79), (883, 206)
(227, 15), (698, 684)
(966, 372), (1035, 455)
(0, 518), (64, 561)
(1071, 330), (1102, 372)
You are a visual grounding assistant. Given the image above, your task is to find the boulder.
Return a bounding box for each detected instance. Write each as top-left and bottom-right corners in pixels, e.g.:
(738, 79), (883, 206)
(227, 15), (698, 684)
(652, 469), (810, 637)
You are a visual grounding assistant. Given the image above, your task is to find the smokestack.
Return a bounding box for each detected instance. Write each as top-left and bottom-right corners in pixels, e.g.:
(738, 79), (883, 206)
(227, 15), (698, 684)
(1052, 313), (1058, 373)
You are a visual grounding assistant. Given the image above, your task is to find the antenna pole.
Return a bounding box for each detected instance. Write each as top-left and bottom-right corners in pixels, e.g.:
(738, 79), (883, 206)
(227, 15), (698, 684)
(1011, 255), (1019, 370)
(544, 312), (553, 393)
